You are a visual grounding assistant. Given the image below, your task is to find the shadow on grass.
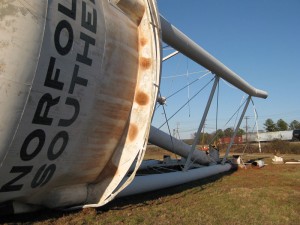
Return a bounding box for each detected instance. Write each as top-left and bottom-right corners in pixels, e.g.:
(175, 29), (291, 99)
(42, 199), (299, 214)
(0, 169), (236, 224)
(0, 207), (77, 224)
(101, 169), (236, 212)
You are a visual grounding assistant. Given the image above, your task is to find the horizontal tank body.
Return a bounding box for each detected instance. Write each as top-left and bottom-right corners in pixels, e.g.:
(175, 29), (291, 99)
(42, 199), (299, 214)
(0, 0), (269, 215)
(0, 0), (161, 213)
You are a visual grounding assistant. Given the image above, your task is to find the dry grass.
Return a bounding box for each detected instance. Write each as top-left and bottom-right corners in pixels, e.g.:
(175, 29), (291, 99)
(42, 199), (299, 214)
(1, 150), (300, 225)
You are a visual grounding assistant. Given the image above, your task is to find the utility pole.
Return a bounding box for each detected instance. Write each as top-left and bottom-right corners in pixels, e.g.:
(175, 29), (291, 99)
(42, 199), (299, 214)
(201, 120), (207, 145)
(244, 116), (249, 143)
(173, 122), (180, 139)
(176, 122), (180, 139)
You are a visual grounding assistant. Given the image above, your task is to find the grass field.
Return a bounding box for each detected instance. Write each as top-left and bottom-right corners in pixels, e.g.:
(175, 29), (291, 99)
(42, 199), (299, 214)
(1, 150), (300, 225)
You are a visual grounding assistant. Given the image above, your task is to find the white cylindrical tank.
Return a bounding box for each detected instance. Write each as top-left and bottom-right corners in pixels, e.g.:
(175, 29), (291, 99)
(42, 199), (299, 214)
(0, 0), (161, 213)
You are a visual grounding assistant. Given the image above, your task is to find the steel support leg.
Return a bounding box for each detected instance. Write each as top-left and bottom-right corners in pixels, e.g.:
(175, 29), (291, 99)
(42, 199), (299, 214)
(183, 76), (219, 171)
(221, 95), (251, 164)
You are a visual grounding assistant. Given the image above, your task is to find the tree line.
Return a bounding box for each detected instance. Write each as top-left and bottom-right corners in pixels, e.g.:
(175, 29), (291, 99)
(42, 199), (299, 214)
(193, 128), (244, 145)
(264, 119), (300, 132)
(191, 119), (300, 145)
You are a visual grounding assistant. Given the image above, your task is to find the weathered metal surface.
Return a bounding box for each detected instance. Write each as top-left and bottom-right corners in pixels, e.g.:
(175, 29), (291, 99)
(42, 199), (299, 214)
(0, 0), (160, 213)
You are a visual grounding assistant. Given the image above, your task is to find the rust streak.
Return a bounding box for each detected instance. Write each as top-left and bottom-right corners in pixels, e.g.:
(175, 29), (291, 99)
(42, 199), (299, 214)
(135, 90), (149, 106)
(129, 123), (138, 141)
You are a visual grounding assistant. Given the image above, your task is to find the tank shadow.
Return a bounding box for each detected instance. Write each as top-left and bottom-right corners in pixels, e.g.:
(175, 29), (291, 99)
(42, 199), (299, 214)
(0, 168), (236, 223)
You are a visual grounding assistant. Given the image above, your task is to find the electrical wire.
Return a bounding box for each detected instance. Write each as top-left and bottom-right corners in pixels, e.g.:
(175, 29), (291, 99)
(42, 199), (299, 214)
(166, 72), (211, 100)
(159, 91), (175, 154)
(162, 70), (208, 79)
(155, 72), (211, 111)
(224, 97), (248, 128)
(158, 77), (214, 129)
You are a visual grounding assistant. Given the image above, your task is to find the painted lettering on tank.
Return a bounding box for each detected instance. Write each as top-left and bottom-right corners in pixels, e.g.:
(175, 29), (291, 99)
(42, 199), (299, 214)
(0, 0), (98, 193)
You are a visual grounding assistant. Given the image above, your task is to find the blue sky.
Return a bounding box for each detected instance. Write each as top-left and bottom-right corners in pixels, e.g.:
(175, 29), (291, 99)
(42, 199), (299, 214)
(152, 0), (300, 138)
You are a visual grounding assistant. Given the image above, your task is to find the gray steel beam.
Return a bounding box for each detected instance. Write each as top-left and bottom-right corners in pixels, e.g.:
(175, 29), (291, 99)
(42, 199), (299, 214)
(149, 125), (211, 165)
(184, 76), (220, 171)
(221, 95), (251, 164)
(160, 16), (268, 99)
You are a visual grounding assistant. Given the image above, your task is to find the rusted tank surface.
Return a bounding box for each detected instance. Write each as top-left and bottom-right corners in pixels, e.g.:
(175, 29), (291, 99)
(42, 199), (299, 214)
(0, 0), (161, 213)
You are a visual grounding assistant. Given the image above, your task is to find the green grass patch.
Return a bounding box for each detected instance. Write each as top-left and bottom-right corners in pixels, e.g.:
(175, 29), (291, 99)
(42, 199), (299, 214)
(1, 154), (300, 225)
